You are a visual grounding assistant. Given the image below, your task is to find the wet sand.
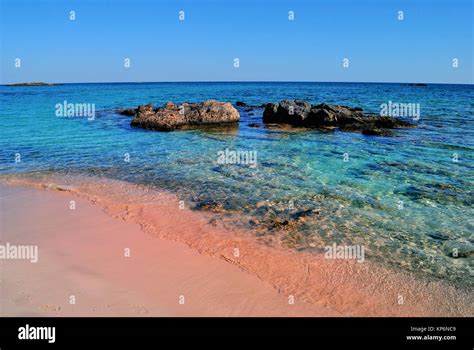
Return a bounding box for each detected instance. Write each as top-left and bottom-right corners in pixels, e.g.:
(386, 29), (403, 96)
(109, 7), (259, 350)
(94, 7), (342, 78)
(0, 184), (338, 316)
(1, 174), (472, 316)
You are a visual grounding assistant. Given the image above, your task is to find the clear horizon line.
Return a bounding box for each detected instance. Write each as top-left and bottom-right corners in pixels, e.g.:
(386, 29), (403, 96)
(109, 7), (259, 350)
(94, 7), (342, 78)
(2, 79), (473, 86)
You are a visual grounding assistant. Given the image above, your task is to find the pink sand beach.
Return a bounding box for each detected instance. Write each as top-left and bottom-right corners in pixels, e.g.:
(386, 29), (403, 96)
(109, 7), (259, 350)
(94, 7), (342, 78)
(1, 174), (472, 317)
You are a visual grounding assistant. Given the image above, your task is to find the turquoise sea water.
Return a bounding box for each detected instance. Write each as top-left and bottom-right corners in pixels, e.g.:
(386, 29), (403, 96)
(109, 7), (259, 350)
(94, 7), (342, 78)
(1, 82), (473, 286)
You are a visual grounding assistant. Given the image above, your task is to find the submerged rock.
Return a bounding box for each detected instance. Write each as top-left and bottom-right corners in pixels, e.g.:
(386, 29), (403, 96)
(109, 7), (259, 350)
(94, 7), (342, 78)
(194, 199), (225, 213)
(117, 108), (136, 116)
(131, 100), (240, 131)
(362, 128), (393, 136)
(263, 100), (415, 134)
(443, 242), (474, 259)
(235, 101), (266, 108)
(395, 183), (472, 206)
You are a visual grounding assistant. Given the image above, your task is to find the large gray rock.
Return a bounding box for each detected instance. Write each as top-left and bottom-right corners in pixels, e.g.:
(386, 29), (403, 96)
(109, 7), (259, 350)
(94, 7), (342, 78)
(263, 100), (414, 133)
(131, 100), (240, 131)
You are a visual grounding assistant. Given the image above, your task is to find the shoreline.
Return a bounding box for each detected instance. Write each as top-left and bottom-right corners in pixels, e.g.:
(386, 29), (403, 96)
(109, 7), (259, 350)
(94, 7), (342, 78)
(0, 183), (337, 316)
(1, 173), (473, 316)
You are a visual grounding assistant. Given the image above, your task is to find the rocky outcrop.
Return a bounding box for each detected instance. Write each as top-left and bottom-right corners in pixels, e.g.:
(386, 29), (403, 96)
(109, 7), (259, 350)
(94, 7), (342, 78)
(130, 100), (240, 131)
(117, 108), (136, 116)
(263, 100), (415, 134)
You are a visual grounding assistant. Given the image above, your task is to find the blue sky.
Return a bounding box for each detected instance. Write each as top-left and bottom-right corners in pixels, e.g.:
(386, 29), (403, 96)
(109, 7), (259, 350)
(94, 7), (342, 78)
(1, 0), (472, 84)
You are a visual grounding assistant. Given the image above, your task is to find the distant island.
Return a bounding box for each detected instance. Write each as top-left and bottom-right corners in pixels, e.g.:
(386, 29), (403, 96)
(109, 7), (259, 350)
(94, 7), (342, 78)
(402, 83), (428, 86)
(6, 82), (56, 86)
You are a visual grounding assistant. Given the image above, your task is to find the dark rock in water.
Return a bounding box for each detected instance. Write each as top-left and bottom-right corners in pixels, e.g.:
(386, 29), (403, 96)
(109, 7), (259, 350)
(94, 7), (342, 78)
(368, 116), (414, 129)
(456, 251), (474, 258)
(131, 100), (240, 131)
(406, 83), (428, 86)
(362, 128), (393, 136)
(248, 219), (259, 227)
(194, 200), (225, 213)
(382, 161), (403, 167)
(263, 100), (312, 125)
(395, 183), (472, 206)
(444, 242), (474, 259)
(248, 123), (260, 128)
(428, 232), (450, 241)
(263, 100), (415, 134)
(235, 101), (266, 108)
(268, 216), (291, 229)
(117, 108), (136, 116)
(290, 208), (320, 220)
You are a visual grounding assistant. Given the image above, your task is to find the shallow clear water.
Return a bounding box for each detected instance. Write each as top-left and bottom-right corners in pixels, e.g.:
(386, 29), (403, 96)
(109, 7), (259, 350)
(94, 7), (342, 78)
(1, 82), (473, 286)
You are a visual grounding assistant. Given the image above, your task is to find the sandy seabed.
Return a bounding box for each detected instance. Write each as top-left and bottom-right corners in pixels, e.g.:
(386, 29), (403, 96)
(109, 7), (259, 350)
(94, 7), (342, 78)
(1, 173), (472, 317)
